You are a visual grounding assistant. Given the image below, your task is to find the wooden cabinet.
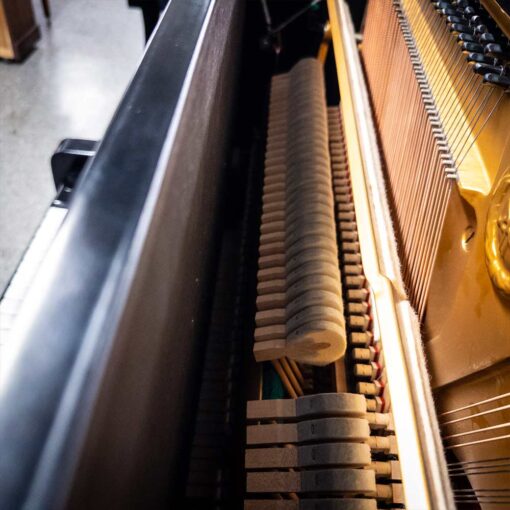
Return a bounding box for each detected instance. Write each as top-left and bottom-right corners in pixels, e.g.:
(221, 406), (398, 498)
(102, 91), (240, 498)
(0, 0), (40, 61)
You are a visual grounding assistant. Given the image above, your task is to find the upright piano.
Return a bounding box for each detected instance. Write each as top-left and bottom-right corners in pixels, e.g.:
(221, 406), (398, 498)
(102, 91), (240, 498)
(1, 0), (509, 508)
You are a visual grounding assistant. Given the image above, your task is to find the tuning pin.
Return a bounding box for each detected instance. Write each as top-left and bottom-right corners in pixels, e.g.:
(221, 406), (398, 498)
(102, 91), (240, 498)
(457, 32), (476, 43)
(446, 14), (465, 23)
(479, 32), (496, 43)
(434, 1), (453, 9)
(473, 62), (503, 75)
(483, 72), (510, 89)
(442, 7), (463, 17)
(470, 14), (484, 25)
(461, 41), (483, 52)
(484, 43), (510, 61)
(466, 52), (493, 64)
(449, 22), (472, 34)
(474, 24), (489, 35)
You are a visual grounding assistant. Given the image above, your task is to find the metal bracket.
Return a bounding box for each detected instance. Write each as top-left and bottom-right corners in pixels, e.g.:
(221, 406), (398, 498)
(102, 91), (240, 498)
(50, 139), (98, 207)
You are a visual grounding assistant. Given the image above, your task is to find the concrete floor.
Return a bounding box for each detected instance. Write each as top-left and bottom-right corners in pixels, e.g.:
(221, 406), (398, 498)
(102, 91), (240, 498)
(0, 0), (145, 292)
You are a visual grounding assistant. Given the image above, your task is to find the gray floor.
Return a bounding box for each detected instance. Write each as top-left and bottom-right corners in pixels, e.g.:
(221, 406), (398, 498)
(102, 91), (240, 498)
(0, 0), (144, 291)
